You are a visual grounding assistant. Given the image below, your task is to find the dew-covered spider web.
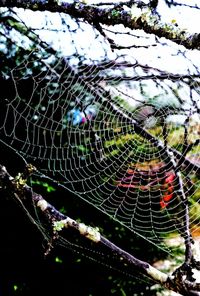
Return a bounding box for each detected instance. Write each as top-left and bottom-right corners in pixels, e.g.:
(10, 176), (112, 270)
(1, 7), (200, 255)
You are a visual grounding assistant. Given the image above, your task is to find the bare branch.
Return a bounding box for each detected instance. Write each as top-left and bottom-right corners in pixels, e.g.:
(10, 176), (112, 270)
(0, 164), (167, 283)
(0, 0), (200, 50)
(165, 0), (200, 10)
(1, 163), (200, 295)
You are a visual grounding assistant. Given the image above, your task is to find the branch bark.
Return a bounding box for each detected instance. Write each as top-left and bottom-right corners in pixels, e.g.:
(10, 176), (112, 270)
(1, 163), (200, 295)
(0, 0), (200, 50)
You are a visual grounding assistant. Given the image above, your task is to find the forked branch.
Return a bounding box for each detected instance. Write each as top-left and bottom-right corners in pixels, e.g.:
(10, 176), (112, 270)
(1, 163), (200, 295)
(0, 0), (200, 50)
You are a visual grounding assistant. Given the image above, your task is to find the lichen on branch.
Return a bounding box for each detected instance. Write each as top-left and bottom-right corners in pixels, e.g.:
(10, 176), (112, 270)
(0, 0), (200, 50)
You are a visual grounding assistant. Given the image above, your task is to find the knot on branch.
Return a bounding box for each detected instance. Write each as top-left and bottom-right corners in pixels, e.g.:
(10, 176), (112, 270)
(187, 33), (200, 49)
(166, 262), (200, 295)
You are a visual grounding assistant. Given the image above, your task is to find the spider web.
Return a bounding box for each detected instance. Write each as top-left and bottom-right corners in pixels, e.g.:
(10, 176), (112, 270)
(0, 8), (200, 254)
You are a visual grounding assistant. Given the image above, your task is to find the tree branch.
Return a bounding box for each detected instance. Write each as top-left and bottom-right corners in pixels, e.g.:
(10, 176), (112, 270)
(0, 0), (200, 50)
(1, 163), (200, 295)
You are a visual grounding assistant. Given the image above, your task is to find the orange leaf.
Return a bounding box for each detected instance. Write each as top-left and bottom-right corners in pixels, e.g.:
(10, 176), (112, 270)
(163, 193), (173, 202)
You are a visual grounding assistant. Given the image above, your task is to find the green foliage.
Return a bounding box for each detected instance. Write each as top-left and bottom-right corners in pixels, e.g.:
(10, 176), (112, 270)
(55, 256), (63, 263)
(13, 285), (18, 292)
(31, 179), (56, 193)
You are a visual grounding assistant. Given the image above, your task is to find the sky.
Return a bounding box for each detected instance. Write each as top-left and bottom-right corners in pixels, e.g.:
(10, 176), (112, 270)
(12, 0), (200, 75)
(7, 0), (200, 122)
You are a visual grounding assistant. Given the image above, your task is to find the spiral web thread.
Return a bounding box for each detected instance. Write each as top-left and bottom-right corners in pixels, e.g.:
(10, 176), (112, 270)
(0, 8), (200, 254)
